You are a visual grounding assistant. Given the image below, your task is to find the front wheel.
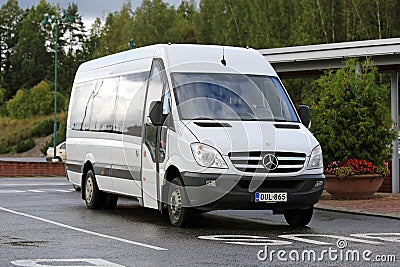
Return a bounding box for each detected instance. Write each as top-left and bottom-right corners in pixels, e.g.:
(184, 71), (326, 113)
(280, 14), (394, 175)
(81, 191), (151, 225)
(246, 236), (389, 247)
(167, 177), (193, 227)
(284, 207), (313, 226)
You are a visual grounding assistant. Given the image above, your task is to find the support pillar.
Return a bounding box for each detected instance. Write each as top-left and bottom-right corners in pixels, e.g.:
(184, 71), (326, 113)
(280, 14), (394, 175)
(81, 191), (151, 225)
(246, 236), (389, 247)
(391, 71), (399, 194)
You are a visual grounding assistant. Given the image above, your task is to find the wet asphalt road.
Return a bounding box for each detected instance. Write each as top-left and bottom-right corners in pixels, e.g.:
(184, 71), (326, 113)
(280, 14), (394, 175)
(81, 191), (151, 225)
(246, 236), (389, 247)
(0, 178), (399, 267)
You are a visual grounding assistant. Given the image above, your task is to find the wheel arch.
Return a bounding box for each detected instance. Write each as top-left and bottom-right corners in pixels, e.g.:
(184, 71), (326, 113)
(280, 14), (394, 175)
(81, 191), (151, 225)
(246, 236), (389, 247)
(161, 165), (182, 210)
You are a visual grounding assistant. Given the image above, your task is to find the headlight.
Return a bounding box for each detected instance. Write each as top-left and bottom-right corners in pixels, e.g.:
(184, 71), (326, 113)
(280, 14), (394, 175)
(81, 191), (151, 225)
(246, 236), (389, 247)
(308, 145), (323, 169)
(190, 143), (228, 169)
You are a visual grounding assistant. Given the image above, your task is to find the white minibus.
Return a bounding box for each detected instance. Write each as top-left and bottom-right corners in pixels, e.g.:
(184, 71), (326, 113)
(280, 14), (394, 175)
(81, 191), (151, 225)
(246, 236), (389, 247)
(66, 44), (325, 227)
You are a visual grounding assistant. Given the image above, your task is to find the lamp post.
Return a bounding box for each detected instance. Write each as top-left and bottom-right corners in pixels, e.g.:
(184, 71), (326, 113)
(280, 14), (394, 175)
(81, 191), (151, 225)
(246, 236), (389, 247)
(41, 14), (71, 161)
(128, 39), (135, 49)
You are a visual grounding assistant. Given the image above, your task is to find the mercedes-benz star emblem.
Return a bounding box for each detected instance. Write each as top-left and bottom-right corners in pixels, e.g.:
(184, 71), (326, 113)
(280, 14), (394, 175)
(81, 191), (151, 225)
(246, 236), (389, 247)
(262, 154), (279, 171)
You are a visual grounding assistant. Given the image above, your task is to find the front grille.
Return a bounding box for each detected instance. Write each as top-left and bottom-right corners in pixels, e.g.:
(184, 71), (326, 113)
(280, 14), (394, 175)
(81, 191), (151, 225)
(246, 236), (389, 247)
(228, 151), (306, 173)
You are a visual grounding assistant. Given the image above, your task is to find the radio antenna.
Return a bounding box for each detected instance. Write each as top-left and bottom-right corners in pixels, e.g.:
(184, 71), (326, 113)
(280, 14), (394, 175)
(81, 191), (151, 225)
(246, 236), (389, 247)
(221, 47), (227, 66)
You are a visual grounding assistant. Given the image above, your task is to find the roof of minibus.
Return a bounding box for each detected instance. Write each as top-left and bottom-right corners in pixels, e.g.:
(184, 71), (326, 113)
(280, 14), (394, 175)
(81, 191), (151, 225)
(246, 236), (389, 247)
(76, 44), (277, 78)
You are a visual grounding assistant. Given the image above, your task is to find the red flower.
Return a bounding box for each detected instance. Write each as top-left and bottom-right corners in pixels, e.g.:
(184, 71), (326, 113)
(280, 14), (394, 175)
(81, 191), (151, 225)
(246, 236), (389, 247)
(324, 158), (386, 175)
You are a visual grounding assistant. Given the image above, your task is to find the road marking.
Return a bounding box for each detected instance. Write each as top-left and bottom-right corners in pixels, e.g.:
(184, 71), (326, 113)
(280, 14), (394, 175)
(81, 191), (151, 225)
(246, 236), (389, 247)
(0, 189), (74, 194)
(351, 233), (400, 243)
(198, 235), (292, 246)
(199, 234), (389, 246)
(0, 190), (24, 193)
(0, 207), (167, 251)
(0, 183), (70, 186)
(54, 189), (74, 192)
(11, 258), (124, 267)
(279, 234), (382, 245)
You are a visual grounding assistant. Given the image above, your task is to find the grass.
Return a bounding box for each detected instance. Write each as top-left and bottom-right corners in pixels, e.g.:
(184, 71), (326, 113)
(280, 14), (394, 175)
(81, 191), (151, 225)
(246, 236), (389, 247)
(0, 112), (67, 154)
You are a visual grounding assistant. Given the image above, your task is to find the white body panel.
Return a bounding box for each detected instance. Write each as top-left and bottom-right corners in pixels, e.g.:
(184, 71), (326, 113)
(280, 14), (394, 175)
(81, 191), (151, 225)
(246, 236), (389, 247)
(66, 44), (323, 212)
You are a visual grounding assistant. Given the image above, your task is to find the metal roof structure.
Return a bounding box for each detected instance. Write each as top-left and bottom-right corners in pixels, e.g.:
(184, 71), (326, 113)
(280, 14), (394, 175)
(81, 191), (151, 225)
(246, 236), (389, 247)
(259, 38), (400, 78)
(259, 38), (400, 193)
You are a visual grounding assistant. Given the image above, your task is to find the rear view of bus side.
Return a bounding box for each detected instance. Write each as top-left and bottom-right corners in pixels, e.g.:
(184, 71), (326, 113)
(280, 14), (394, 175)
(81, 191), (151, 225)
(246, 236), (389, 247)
(66, 44), (325, 227)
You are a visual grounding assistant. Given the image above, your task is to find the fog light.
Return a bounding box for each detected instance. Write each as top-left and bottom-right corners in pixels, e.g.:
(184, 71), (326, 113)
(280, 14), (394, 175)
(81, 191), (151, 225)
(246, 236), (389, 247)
(314, 180), (324, 188)
(206, 180), (216, 187)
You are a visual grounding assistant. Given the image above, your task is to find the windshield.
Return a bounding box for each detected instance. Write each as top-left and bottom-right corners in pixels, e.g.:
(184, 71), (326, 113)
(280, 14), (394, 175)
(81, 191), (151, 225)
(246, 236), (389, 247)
(171, 73), (299, 122)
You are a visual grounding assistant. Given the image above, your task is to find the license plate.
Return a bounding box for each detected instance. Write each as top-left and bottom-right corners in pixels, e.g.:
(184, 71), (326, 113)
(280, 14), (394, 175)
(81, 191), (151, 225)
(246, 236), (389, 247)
(255, 192), (287, 203)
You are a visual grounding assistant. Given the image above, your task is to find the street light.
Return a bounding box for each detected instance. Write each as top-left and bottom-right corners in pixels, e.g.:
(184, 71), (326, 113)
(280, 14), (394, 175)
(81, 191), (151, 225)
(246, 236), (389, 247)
(41, 14), (71, 161)
(128, 39), (135, 49)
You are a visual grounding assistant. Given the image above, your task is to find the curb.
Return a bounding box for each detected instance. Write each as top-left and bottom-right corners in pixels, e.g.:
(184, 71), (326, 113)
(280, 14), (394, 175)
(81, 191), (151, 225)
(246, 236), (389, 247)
(315, 204), (400, 220)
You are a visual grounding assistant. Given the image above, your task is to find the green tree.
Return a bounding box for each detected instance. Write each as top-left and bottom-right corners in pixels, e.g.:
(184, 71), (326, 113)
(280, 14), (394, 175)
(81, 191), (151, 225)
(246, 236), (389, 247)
(0, 86), (6, 115)
(6, 88), (30, 119)
(83, 18), (102, 60)
(174, 0), (197, 43)
(310, 58), (394, 165)
(132, 0), (178, 47)
(6, 80), (65, 119)
(58, 3), (86, 92)
(95, 2), (135, 56)
(0, 0), (25, 98)
(10, 0), (58, 91)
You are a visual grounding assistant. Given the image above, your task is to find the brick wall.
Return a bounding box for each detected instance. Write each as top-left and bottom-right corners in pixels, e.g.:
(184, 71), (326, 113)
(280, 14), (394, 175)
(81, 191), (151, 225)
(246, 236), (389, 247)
(0, 161), (66, 177)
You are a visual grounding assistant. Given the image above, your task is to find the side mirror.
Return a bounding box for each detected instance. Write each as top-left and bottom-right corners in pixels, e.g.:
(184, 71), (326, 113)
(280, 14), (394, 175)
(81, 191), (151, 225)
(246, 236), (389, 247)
(298, 105), (311, 128)
(149, 101), (167, 126)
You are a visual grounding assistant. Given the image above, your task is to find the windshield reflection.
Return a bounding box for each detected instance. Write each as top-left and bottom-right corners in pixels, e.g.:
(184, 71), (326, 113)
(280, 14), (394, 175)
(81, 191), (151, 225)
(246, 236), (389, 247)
(172, 73), (299, 122)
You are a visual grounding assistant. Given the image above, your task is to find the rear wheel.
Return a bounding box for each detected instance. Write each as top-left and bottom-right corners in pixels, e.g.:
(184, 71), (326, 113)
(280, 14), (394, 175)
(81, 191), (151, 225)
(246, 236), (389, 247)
(284, 207), (313, 226)
(167, 177), (193, 227)
(103, 194), (118, 210)
(73, 184), (81, 191)
(84, 170), (105, 210)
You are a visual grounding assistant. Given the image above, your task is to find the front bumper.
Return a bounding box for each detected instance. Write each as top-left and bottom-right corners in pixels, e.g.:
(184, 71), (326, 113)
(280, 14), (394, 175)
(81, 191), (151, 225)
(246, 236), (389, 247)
(180, 172), (325, 211)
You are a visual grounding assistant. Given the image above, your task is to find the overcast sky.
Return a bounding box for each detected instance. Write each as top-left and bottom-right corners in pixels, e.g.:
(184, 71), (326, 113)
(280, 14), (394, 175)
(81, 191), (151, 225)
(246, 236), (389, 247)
(0, 0), (184, 28)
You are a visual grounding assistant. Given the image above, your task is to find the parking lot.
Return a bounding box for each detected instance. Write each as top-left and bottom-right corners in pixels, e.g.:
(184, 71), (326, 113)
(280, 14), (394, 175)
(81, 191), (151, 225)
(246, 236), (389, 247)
(0, 177), (399, 266)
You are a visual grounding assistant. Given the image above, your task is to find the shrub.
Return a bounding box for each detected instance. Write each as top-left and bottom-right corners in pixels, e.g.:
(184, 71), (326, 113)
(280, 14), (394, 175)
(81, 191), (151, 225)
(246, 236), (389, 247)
(31, 119), (57, 137)
(310, 58), (395, 166)
(6, 81), (66, 119)
(0, 144), (10, 154)
(0, 87), (7, 116)
(41, 122), (66, 155)
(0, 116), (34, 148)
(13, 138), (35, 153)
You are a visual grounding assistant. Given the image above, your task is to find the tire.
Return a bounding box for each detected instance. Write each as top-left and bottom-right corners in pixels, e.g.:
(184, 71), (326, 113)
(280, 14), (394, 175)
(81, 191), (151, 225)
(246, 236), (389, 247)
(167, 177), (193, 227)
(103, 194), (118, 210)
(73, 184), (81, 191)
(84, 169), (105, 210)
(284, 207), (313, 227)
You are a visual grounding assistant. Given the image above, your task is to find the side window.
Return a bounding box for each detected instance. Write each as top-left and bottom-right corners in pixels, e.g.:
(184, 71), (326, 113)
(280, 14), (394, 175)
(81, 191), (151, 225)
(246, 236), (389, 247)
(162, 91), (171, 115)
(114, 72), (148, 136)
(70, 81), (96, 131)
(90, 77), (119, 132)
(144, 62), (163, 117)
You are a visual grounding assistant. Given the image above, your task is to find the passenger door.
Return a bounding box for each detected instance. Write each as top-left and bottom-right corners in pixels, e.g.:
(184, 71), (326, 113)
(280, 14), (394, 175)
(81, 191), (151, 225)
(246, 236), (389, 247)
(141, 60), (169, 209)
(111, 73), (148, 197)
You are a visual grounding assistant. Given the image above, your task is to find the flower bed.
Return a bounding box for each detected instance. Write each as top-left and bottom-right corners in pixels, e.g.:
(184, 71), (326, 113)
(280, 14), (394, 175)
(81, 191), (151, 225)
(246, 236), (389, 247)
(325, 158), (389, 180)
